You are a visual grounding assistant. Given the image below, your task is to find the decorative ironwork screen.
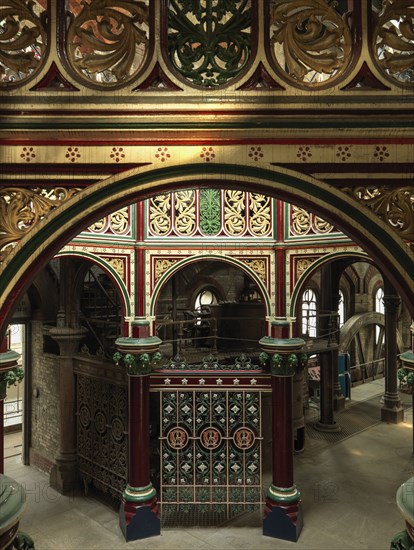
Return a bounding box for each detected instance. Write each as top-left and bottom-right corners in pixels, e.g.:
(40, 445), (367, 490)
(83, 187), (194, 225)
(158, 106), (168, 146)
(159, 388), (264, 525)
(76, 368), (127, 498)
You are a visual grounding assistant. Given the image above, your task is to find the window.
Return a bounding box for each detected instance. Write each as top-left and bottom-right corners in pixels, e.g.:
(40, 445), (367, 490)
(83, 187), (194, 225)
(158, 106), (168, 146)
(375, 286), (384, 344)
(338, 290), (345, 328)
(194, 289), (219, 312)
(302, 288), (317, 338)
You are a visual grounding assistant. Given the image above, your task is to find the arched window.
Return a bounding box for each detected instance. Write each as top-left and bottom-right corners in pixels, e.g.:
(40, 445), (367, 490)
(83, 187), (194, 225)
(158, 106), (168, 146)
(302, 288), (317, 338)
(375, 286), (384, 344)
(194, 289), (219, 312)
(338, 290), (345, 328)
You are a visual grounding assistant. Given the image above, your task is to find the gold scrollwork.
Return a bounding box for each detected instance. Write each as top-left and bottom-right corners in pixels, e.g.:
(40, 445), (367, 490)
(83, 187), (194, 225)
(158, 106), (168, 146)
(155, 258), (178, 283)
(109, 207), (129, 235)
(0, 187), (80, 258)
(269, 0), (352, 86)
(224, 190), (246, 236)
(345, 186), (414, 241)
(239, 258), (267, 284)
(66, 0), (149, 86)
(88, 217), (107, 233)
(296, 257), (317, 277)
(373, 0), (414, 85)
(149, 194), (171, 236)
(0, 0), (47, 85)
(313, 216), (334, 234)
(291, 206), (311, 235)
(249, 193), (271, 236)
(102, 257), (125, 279)
(174, 191), (196, 236)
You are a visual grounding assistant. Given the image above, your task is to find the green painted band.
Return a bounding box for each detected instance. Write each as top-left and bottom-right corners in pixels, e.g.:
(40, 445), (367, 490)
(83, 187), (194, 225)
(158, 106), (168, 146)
(123, 483), (156, 503)
(267, 484), (301, 504)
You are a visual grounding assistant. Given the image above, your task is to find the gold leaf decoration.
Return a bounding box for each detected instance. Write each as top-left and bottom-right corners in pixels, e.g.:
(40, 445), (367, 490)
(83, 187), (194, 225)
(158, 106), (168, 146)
(239, 258), (267, 284)
(224, 190), (246, 236)
(88, 217), (107, 232)
(343, 186), (414, 241)
(149, 194), (171, 236)
(109, 207), (129, 235)
(66, 0), (149, 86)
(296, 257), (317, 277)
(314, 215), (333, 234)
(174, 190), (196, 236)
(102, 257), (125, 279)
(0, 187), (80, 258)
(0, 0), (47, 85)
(373, 0), (414, 84)
(269, 0), (352, 86)
(155, 258), (178, 283)
(249, 194), (271, 236)
(291, 206), (311, 235)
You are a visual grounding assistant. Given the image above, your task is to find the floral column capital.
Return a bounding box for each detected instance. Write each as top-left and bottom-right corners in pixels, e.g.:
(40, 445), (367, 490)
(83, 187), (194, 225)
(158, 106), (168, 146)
(114, 336), (162, 376)
(259, 337), (307, 377)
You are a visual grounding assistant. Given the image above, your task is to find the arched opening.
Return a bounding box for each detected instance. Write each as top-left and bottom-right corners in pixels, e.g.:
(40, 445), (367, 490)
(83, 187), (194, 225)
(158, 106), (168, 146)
(1, 163), (413, 339)
(153, 259), (267, 363)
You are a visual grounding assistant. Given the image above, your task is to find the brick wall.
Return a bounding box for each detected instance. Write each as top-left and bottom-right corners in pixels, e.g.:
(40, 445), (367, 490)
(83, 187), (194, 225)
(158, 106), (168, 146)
(30, 321), (60, 471)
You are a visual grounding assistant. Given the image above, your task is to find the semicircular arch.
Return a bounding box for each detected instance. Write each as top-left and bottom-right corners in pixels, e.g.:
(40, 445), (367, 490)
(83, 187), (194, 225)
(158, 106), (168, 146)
(55, 250), (131, 318)
(1, 162), (413, 336)
(150, 254), (271, 318)
(289, 250), (370, 319)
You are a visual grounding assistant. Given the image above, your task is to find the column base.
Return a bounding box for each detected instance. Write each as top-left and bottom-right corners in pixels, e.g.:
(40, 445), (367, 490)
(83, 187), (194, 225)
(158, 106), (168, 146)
(119, 497), (160, 542)
(381, 404), (404, 424)
(50, 454), (78, 494)
(314, 421), (341, 433)
(334, 394), (346, 412)
(263, 487), (303, 542)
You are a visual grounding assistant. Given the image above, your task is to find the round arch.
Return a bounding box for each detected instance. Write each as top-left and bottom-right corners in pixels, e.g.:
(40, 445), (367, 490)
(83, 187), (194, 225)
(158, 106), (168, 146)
(289, 250), (370, 318)
(149, 254), (271, 318)
(55, 250), (131, 318)
(1, 162), (413, 337)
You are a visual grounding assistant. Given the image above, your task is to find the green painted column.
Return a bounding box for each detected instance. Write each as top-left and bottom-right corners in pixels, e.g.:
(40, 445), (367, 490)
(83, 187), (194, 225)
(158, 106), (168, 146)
(259, 335), (307, 542)
(115, 320), (162, 542)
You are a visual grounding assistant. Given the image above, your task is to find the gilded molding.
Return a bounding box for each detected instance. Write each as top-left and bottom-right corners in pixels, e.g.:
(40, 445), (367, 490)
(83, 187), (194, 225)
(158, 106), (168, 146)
(0, 0), (47, 86)
(269, 0), (352, 87)
(0, 187), (80, 260)
(373, 0), (414, 86)
(65, 0), (150, 87)
(343, 186), (414, 242)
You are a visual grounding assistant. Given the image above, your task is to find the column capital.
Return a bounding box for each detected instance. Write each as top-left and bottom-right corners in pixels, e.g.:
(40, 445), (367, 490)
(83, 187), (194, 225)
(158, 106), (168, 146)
(49, 326), (87, 356)
(0, 349), (22, 400)
(383, 294), (401, 313)
(114, 336), (162, 376)
(259, 337), (306, 377)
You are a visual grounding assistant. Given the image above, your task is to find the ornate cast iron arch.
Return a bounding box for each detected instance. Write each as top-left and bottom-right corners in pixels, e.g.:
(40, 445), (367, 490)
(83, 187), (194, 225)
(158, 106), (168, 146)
(55, 250), (132, 319)
(1, 162), (413, 338)
(149, 254), (272, 320)
(289, 251), (370, 320)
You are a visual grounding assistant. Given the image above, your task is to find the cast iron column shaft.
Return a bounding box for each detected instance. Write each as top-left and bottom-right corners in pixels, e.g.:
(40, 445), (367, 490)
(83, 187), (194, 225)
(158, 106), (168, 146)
(273, 375), (293, 488)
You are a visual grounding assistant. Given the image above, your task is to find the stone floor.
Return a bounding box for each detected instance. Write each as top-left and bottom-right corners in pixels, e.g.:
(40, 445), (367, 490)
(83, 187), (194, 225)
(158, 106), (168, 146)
(4, 378), (414, 550)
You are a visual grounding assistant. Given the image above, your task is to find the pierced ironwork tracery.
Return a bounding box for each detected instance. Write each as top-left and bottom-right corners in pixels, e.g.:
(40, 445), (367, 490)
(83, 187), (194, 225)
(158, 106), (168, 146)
(0, 0), (47, 86)
(167, 0), (252, 87)
(373, 0), (414, 85)
(0, 187), (80, 260)
(76, 372), (128, 497)
(160, 389), (263, 520)
(343, 186), (414, 241)
(268, 0), (353, 87)
(65, 0), (150, 87)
